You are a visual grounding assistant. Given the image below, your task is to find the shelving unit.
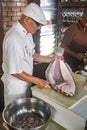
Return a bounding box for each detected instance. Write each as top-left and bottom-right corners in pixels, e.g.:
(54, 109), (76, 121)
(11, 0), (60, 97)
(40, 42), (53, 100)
(57, 1), (87, 44)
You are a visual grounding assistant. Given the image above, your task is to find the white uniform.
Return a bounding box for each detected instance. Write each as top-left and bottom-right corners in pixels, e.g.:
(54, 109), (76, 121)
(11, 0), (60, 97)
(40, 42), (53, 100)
(1, 21), (35, 106)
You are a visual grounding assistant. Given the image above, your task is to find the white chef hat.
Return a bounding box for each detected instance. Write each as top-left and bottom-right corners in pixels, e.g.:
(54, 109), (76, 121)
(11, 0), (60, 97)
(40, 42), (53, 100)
(23, 3), (47, 25)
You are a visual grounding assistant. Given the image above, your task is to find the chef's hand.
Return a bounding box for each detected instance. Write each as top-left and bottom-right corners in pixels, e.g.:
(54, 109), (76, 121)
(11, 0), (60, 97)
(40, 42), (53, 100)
(50, 55), (64, 62)
(37, 79), (51, 89)
(76, 53), (85, 60)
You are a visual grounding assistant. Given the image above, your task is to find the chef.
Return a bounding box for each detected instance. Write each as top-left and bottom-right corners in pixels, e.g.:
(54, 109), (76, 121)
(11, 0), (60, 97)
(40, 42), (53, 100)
(1, 3), (63, 107)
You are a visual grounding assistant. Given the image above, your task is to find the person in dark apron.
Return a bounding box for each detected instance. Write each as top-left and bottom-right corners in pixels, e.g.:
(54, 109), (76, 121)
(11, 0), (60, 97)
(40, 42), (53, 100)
(61, 14), (87, 72)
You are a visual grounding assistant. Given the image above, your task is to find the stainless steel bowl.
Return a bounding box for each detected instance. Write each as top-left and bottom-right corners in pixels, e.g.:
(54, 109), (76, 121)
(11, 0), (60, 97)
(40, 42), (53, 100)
(2, 98), (51, 130)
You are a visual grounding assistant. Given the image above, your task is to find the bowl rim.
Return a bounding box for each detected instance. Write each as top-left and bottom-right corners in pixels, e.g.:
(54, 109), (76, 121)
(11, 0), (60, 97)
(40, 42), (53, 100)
(2, 97), (51, 130)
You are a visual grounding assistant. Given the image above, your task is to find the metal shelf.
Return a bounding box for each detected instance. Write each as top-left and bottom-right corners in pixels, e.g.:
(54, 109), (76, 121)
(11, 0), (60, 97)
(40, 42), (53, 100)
(57, 1), (87, 44)
(58, 2), (87, 7)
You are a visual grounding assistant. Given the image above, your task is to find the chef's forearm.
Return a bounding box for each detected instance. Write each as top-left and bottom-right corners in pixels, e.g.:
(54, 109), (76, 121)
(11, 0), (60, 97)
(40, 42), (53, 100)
(12, 72), (41, 84)
(33, 53), (52, 63)
(12, 72), (50, 89)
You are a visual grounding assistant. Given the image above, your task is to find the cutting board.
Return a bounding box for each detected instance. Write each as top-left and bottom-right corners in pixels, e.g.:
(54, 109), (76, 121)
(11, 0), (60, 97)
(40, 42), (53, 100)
(32, 74), (87, 108)
(32, 73), (87, 130)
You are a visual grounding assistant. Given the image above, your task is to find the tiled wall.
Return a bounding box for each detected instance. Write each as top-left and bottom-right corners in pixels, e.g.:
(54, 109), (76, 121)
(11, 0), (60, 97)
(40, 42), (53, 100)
(1, 0), (29, 33)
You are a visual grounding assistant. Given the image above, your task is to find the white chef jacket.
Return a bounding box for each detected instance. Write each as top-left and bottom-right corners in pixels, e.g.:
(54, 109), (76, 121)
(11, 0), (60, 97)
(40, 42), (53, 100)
(1, 21), (35, 106)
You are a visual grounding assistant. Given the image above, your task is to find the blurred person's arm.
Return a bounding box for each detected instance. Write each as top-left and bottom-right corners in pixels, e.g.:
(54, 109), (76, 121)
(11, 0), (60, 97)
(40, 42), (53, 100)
(61, 45), (84, 61)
